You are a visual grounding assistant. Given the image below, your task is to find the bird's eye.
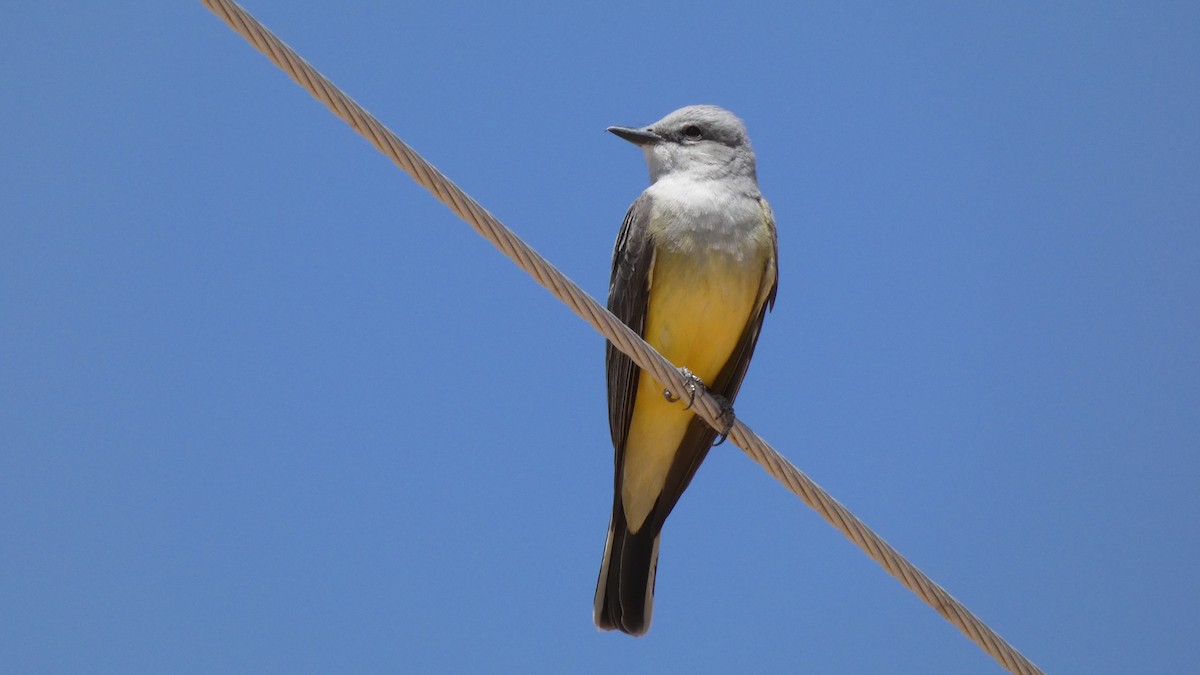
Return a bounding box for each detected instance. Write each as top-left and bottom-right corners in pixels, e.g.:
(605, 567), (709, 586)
(682, 125), (703, 140)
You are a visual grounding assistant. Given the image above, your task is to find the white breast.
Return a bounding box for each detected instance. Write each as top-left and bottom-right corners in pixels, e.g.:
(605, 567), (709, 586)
(645, 176), (767, 262)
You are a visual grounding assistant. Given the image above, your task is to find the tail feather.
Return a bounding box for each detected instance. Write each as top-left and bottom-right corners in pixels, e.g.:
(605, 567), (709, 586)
(594, 509), (660, 636)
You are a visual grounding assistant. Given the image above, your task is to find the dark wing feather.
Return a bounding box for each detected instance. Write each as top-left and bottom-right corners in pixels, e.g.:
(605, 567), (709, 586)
(606, 194), (655, 478)
(598, 194), (658, 635)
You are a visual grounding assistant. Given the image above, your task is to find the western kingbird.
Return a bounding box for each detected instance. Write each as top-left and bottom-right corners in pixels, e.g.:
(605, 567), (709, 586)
(594, 105), (778, 636)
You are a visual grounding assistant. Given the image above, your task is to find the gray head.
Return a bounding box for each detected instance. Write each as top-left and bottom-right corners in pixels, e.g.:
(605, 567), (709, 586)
(608, 105), (757, 184)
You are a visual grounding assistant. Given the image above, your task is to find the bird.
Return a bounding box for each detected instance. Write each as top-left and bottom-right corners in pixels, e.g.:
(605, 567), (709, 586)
(595, 105), (778, 636)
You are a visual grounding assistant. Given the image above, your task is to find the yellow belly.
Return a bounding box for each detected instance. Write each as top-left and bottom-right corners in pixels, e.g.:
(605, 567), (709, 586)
(620, 247), (764, 531)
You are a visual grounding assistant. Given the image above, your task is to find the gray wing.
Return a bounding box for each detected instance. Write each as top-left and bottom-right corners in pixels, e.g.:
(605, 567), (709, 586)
(596, 194), (658, 637)
(605, 194), (655, 470)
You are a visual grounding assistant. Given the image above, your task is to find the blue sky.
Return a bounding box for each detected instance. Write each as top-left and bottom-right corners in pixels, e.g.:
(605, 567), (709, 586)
(2, 2), (1198, 673)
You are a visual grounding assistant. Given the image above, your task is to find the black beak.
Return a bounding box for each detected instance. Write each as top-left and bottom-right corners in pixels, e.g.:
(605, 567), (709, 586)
(607, 125), (660, 146)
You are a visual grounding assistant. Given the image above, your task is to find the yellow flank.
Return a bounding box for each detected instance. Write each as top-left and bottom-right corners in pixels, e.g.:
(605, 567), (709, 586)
(621, 243), (766, 533)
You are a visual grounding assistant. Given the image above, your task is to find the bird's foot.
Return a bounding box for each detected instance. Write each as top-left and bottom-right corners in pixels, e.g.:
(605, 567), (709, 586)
(712, 396), (736, 446)
(663, 368), (705, 409)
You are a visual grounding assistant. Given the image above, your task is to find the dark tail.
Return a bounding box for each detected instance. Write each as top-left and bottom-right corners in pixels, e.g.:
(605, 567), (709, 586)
(593, 507), (660, 637)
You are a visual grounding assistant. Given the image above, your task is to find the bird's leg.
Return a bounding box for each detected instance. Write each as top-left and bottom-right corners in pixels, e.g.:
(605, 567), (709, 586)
(663, 368), (704, 407)
(711, 396), (736, 446)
